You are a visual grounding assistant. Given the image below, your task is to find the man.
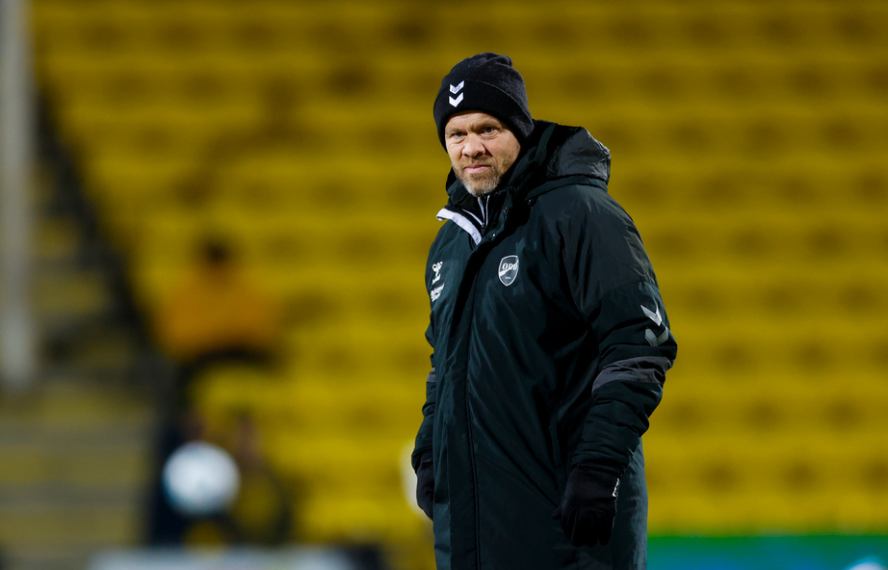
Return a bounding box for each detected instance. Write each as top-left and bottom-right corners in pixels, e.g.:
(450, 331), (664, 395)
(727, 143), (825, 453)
(411, 53), (677, 570)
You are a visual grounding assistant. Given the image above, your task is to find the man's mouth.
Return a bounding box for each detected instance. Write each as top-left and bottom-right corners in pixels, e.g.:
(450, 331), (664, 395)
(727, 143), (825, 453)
(464, 164), (491, 174)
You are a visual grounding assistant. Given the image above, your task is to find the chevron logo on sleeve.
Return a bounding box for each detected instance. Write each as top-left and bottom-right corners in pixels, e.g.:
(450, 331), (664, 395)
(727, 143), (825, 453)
(645, 328), (670, 347)
(641, 304), (662, 326)
(641, 304), (669, 346)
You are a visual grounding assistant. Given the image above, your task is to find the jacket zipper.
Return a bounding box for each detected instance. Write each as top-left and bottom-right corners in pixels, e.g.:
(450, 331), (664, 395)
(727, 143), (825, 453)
(464, 202), (499, 569)
(480, 195), (489, 230)
(465, 285), (482, 570)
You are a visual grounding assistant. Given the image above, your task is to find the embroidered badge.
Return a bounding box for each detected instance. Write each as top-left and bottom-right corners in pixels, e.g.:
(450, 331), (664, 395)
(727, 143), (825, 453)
(498, 255), (519, 286)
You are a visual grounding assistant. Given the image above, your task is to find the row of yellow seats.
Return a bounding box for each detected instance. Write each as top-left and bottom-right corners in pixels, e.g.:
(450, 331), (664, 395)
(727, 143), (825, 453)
(653, 275), (886, 318)
(193, 371), (886, 482)
(84, 151), (443, 207)
(132, 247), (430, 292)
(616, 165), (888, 217)
(201, 371), (888, 446)
(39, 45), (888, 113)
(79, 144), (887, 224)
(671, 330), (885, 377)
(40, 59), (881, 138)
(266, 430), (412, 481)
(193, 368), (424, 432)
(281, 335), (883, 380)
(159, 340), (888, 431)
(654, 380), (888, 433)
(132, 255), (885, 333)
(87, 194), (886, 282)
(129, 227), (885, 291)
(86, 178), (888, 260)
(60, 112), (888, 188)
(84, 180), (886, 251)
(54, 81), (888, 141)
(72, 128), (882, 185)
(84, 181), (438, 242)
(295, 490), (425, 544)
(658, 259), (888, 295)
(58, 109), (439, 163)
(646, 460), (888, 498)
(171, 147), (882, 216)
(646, 430), (888, 490)
(132, 252), (430, 311)
(659, 365), (888, 390)
(649, 488), (888, 533)
(77, 154), (888, 225)
(642, 225), (886, 270)
(661, 355), (884, 382)
(126, 216), (436, 278)
(34, 0), (887, 58)
(133, 207), (436, 250)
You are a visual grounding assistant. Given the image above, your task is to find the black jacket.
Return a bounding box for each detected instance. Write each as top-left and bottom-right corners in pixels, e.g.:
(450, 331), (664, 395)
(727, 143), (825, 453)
(413, 121), (677, 570)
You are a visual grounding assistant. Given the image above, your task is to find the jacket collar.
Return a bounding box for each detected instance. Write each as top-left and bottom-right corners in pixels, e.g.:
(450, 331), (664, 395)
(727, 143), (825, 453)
(437, 121), (611, 244)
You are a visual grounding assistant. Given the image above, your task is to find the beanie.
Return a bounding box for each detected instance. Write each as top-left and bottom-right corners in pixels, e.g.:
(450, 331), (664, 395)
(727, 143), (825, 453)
(433, 53), (534, 148)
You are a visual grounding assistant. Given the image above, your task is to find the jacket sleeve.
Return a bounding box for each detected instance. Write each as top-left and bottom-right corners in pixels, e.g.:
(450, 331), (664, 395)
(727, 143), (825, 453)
(412, 324), (437, 472)
(562, 187), (678, 473)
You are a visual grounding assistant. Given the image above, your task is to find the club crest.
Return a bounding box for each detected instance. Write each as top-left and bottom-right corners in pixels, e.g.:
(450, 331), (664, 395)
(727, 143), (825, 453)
(498, 255), (519, 286)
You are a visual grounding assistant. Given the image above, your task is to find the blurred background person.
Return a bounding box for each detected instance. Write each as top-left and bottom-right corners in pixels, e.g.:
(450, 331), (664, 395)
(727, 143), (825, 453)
(155, 236), (279, 387)
(145, 237), (282, 545)
(152, 409), (294, 547)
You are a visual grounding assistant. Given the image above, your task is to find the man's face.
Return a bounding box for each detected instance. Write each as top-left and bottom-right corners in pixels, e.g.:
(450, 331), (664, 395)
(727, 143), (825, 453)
(445, 112), (521, 197)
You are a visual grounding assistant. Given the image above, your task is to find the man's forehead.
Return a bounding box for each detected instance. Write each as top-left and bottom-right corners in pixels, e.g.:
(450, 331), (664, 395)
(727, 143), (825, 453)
(445, 111), (504, 130)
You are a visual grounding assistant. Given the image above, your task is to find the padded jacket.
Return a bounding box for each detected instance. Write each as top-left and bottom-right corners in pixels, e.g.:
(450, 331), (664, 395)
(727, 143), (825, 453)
(412, 121), (677, 570)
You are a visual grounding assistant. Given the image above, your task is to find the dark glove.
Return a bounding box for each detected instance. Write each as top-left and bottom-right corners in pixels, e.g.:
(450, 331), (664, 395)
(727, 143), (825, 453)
(553, 464), (621, 547)
(415, 452), (434, 520)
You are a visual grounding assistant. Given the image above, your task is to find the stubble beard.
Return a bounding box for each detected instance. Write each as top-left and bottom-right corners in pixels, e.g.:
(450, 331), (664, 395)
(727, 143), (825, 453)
(457, 163), (503, 197)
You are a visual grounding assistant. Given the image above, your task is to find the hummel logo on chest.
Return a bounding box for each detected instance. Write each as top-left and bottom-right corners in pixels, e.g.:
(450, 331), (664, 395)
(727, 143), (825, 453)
(430, 261), (445, 302)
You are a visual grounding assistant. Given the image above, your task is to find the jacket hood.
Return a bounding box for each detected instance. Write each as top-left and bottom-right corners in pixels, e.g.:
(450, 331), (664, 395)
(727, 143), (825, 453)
(532, 120), (611, 184)
(445, 120), (611, 203)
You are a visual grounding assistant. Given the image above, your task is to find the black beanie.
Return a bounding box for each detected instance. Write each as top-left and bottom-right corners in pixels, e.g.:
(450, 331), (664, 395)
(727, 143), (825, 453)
(433, 53), (533, 148)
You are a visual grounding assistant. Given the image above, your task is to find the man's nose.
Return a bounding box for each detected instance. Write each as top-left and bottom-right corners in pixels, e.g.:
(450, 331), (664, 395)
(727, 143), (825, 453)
(462, 135), (485, 157)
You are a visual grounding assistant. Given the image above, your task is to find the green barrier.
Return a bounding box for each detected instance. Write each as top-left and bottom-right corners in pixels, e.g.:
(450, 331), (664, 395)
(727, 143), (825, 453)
(649, 536), (888, 570)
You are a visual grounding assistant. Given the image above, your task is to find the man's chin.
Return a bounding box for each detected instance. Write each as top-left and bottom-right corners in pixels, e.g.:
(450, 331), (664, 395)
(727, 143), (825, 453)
(462, 175), (499, 197)
(466, 186), (497, 197)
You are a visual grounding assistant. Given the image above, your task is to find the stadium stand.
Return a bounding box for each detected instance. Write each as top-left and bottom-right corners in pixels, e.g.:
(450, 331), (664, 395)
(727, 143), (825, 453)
(0, 110), (158, 569)
(27, 0), (888, 566)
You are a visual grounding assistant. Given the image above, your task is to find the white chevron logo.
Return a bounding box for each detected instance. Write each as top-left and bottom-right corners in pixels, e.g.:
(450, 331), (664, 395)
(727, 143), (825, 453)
(641, 304), (668, 346)
(450, 81), (464, 94)
(641, 305), (662, 326)
(645, 329), (670, 347)
(449, 93), (464, 107)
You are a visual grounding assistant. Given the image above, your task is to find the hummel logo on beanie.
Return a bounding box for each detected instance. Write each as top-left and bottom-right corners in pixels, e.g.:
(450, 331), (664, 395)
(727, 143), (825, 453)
(433, 53), (534, 148)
